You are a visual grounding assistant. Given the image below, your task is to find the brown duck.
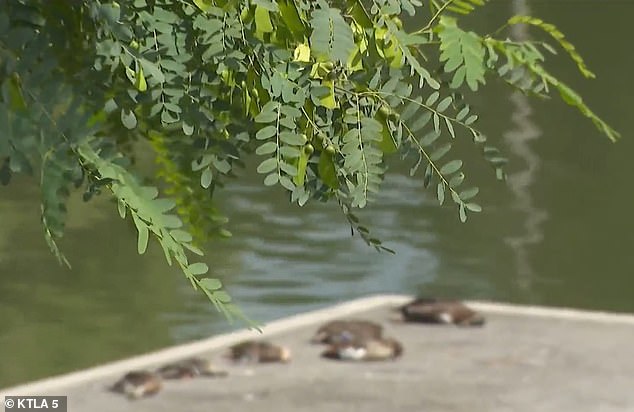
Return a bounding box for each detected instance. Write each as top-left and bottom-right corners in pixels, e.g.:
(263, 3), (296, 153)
(322, 337), (403, 361)
(110, 371), (162, 399)
(399, 297), (485, 326)
(310, 319), (383, 344)
(227, 340), (291, 363)
(157, 357), (228, 379)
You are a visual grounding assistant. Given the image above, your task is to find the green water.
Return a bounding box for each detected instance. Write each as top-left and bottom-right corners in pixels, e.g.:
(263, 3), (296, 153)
(1, 0), (632, 388)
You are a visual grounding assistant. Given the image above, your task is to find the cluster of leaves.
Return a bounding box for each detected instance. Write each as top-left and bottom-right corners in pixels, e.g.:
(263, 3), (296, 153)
(0, 0), (619, 322)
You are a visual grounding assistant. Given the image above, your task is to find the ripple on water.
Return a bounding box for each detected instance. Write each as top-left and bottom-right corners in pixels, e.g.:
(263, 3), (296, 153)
(232, 278), (307, 289)
(243, 238), (324, 258)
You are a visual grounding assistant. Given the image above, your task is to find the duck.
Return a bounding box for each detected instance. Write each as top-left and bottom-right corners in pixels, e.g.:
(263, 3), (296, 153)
(227, 340), (292, 363)
(110, 371), (162, 399)
(321, 337), (403, 361)
(399, 297), (485, 326)
(310, 319), (383, 345)
(157, 357), (228, 380)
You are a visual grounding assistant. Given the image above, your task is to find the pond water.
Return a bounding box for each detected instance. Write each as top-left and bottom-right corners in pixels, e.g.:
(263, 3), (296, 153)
(0, 0), (632, 388)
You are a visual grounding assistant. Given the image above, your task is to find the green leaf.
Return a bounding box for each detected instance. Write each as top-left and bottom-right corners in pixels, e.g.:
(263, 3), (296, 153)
(193, 0), (214, 12)
(409, 154), (423, 176)
(256, 125), (277, 140)
(117, 200), (126, 219)
(459, 187), (479, 200)
(201, 167), (213, 188)
(253, 0), (279, 11)
(257, 158), (277, 174)
(255, 5), (274, 34)
(449, 172), (465, 188)
(182, 122), (194, 136)
(212, 290), (232, 303)
(212, 156), (231, 173)
(465, 114), (478, 125)
(256, 142), (278, 155)
(279, 161), (297, 176)
(199, 277), (222, 291)
(170, 230), (193, 242)
(279, 146), (301, 158)
(140, 186), (159, 200)
(437, 96), (453, 112)
(136, 222), (149, 254)
(430, 144), (451, 162)
(446, 0), (489, 16)
(154, 198), (176, 213)
(121, 109), (137, 129)
(440, 160), (463, 175)
(456, 106), (470, 121)
(161, 108), (178, 123)
(437, 182), (445, 205)
(183, 243), (204, 256)
(432, 113), (440, 133)
(279, 0), (306, 39)
(400, 98), (421, 123)
(279, 176), (295, 190)
(465, 202), (482, 212)
(459, 203), (467, 222)
(438, 16), (486, 91)
(188, 262), (209, 275)
(310, 5), (355, 64)
(279, 131), (306, 145)
(426, 92), (440, 106)
(444, 118), (455, 138)
(264, 173), (279, 186)
(255, 103), (278, 123)
(161, 214), (182, 229)
(410, 112), (432, 132)
(420, 130), (440, 146)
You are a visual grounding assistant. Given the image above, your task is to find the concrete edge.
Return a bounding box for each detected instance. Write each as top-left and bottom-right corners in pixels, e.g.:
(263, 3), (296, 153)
(0, 294), (410, 397)
(465, 300), (634, 325)
(2, 294), (633, 397)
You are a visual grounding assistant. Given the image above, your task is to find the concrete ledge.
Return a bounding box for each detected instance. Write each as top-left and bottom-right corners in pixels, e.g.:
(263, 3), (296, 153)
(465, 300), (634, 325)
(2, 294), (633, 400)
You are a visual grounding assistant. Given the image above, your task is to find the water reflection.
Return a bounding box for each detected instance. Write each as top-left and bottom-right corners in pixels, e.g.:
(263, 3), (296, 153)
(502, 0), (549, 292)
(214, 171), (441, 320)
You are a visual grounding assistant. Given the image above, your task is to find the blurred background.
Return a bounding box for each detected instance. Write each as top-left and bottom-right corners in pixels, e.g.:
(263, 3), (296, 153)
(0, 0), (632, 388)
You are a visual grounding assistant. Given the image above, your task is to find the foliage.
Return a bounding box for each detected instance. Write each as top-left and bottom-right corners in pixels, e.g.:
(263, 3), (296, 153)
(0, 0), (620, 323)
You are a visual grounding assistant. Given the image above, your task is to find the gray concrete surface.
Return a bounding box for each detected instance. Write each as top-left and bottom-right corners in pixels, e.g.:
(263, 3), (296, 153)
(2, 295), (634, 412)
